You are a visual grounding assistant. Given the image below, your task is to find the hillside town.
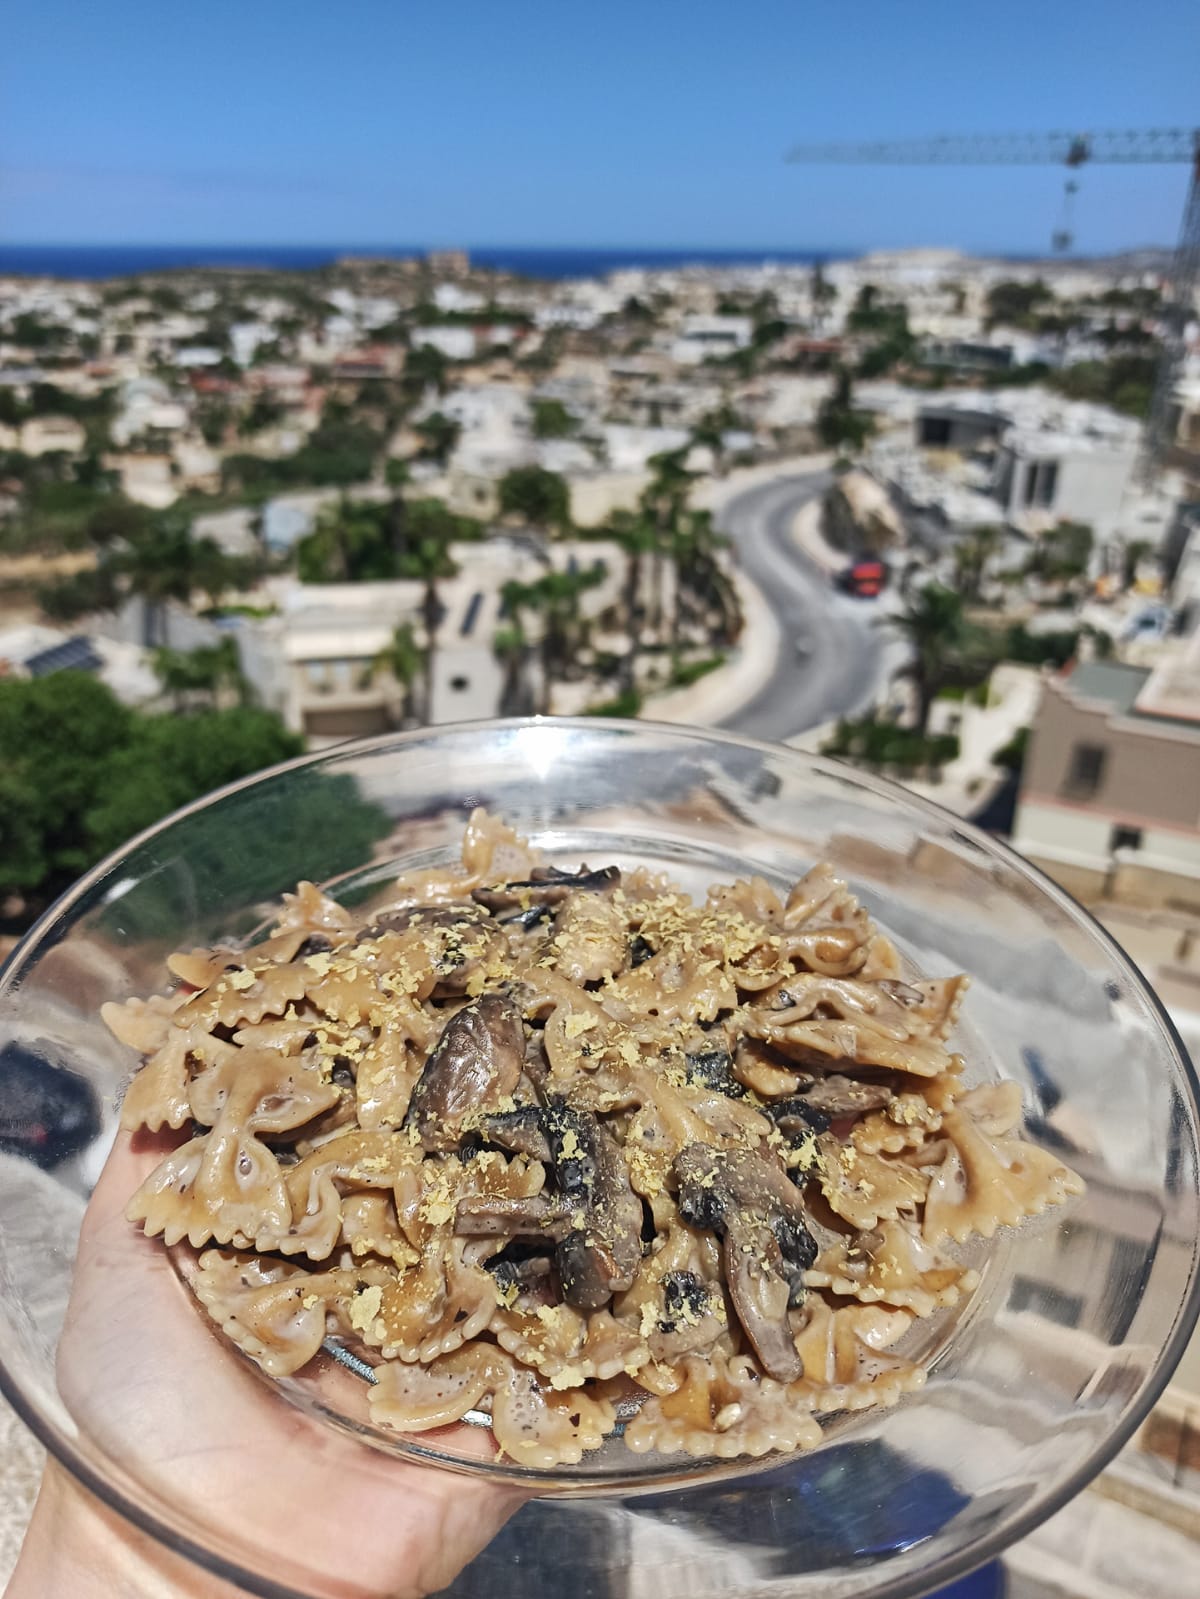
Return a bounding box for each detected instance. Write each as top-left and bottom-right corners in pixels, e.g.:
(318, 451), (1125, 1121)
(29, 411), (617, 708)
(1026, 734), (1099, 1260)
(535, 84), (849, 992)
(1, 244), (1198, 1047)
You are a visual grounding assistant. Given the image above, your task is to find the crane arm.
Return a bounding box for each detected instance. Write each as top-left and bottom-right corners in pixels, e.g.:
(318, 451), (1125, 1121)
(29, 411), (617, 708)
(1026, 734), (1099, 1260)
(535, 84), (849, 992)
(786, 129), (1198, 166)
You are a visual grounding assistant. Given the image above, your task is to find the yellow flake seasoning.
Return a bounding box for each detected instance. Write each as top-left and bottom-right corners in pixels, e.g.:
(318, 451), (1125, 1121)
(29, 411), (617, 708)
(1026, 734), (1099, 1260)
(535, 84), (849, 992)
(111, 808), (1083, 1472)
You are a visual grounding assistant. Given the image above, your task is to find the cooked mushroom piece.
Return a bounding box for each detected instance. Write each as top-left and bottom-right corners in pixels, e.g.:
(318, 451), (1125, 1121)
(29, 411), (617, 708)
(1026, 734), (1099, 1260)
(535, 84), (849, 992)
(364, 904), (504, 993)
(683, 1048), (745, 1098)
(456, 1190), (573, 1238)
(454, 1099), (641, 1311)
(673, 1144), (817, 1381)
(486, 1254), (556, 1296)
(472, 864), (621, 919)
(792, 1074), (894, 1117)
(543, 1101), (642, 1310)
(764, 1096), (832, 1136)
(403, 995), (525, 1151)
(474, 1105), (552, 1162)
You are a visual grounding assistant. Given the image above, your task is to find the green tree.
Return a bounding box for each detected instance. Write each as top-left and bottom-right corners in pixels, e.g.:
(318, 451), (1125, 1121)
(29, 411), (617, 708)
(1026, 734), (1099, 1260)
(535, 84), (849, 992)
(238, 393), (287, 437)
(402, 343), (448, 398)
(883, 583), (973, 738)
(298, 498), (398, 584)
(415, 411), (461, 465)
(953, 524), (1006, 603)
(531, 398), (577, 439)
(502, 566), (605, 714)
(638, 448), (694, 642)
(110, 514), (203, 646)
(404, 518), (459, 721)
(817, 368), (874, 452)
(1025, 521), (1093, 584)
(0, 673), (133, 909)
(492, 621), (533, 716)
(108, 514), (257, 643)
(985, 279), (1050, 329)
(152, 638), (248, 711)
(670, 506), (743, 653)
(498, 466), (571, 532)
(607, 510), (656, 694)
(372, 621), (425, 726)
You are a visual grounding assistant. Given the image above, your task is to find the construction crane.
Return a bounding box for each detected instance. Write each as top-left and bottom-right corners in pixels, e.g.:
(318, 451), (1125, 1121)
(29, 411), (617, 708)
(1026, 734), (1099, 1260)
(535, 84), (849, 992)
(786, 130), (1200, 475)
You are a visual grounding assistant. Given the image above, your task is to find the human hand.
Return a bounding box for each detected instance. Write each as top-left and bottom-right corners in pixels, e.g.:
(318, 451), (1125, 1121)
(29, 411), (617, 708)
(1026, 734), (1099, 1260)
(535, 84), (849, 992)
(8, 1129), (529, 1599)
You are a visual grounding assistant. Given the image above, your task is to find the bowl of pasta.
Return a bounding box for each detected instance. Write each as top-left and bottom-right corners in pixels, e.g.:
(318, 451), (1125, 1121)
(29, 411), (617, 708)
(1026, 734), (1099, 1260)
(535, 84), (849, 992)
(0, 717), (1196, 1599)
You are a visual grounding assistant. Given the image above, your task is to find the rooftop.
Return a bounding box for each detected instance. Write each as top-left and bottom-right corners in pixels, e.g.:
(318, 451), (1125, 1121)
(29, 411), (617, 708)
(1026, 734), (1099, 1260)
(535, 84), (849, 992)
(1061, 646), (1200, 732)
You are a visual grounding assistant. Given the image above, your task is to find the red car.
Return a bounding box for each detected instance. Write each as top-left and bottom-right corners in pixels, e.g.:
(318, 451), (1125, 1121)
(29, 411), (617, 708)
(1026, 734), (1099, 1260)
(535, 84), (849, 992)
(838, 558), (887, 598)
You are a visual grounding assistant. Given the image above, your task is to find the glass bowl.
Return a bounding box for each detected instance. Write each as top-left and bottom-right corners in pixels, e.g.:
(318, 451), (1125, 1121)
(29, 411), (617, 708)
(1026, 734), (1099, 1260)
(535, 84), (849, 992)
(0, 718), (1197, 1599)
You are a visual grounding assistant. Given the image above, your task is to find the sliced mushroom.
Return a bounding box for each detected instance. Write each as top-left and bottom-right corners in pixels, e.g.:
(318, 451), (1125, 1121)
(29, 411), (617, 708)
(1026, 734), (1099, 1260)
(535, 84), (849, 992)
(721, 1221), (800, 1382)
(470, 1105), (552, 1163)
(673, 1144), (817, 1381)
(365, 902), (494, 937)
(403, 995), (524, 1151)
(454, 1099), (641, 1311)
(794, 1074), (894, 1117)
(472, 864), (621, 919)
(455, 1190), (573, 1239)
(544, 1101), (642, 1310)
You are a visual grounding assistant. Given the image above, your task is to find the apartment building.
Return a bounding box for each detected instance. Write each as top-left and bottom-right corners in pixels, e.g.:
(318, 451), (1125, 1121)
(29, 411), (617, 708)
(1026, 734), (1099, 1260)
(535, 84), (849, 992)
(1012, 648), (1200, 909)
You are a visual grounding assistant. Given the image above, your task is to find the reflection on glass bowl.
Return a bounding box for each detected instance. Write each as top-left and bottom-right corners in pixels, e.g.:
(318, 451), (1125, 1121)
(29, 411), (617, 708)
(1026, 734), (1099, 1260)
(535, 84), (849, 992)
(0, 718), (1196, 1599)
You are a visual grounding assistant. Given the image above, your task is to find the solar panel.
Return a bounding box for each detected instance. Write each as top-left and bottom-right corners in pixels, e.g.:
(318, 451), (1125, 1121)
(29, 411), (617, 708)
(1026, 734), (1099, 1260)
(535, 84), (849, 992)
(25, 636), (103, 678)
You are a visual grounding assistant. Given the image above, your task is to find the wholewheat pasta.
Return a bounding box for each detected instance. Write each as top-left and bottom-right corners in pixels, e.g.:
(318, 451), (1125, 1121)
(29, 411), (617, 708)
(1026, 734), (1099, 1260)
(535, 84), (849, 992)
(108, 810), (1084, 1466)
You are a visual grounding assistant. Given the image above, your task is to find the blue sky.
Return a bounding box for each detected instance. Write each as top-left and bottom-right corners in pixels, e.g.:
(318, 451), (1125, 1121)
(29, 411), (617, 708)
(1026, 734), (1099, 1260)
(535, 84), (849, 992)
(1, 0), (1195, 253)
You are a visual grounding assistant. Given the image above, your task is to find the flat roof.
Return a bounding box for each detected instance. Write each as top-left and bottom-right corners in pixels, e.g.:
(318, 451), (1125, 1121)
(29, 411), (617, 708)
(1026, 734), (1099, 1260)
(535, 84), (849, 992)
(1066, 661), (1150, 713)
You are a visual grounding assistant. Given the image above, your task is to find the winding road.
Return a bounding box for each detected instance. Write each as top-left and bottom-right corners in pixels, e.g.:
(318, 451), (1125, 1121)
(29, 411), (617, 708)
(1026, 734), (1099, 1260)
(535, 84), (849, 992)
(714, 472), (895, 743)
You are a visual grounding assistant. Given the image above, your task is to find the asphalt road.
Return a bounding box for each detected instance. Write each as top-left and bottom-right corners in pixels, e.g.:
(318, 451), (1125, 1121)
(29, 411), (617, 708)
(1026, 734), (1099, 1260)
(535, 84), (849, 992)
(715, 472), (892, 743)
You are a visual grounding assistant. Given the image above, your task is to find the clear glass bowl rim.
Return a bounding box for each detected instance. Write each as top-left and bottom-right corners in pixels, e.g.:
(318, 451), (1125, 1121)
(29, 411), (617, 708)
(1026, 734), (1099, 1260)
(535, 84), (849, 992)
(0, 713), (1197, 1599)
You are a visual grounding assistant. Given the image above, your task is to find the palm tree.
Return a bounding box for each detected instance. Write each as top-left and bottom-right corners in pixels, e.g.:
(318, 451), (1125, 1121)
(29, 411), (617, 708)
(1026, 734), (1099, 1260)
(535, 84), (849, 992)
(672, 508), (743, 652)
(952, 524), (1005, 604)
(492, 621), (533, 716)
(503, 567), (604, 714)
(639, 449), (693, 643)
(407, 532), (457, 722)
(373, 621), (425, 727)
(151, 637), (248, 711)
(111, 513), (198, 647)
(608, 510), (656, 694)
(882, 582), (970, 738)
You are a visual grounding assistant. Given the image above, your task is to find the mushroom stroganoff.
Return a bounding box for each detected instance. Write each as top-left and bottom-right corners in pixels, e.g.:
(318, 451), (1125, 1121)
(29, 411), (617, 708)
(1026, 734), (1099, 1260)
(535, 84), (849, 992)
(109, 810), (1084, 1466)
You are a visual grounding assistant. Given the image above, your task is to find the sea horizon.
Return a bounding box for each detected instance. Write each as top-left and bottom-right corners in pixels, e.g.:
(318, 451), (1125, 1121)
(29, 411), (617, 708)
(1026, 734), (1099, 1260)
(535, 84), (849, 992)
(0, 242), (859, 283)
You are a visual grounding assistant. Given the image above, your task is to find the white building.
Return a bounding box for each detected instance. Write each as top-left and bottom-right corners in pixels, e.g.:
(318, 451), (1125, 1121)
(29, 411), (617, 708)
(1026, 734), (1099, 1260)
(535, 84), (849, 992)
(410, 326), (477, 362)
(601, 423), (690, 472)
(110, 377), (189, 448)
(670, 315), (753, 366)
(992, 426), (1138, 539)
(238, 538), (623, 742)
(12, 415), (86, 456)
(433, 284), (484, 314)
(904, 389), (1146, 543)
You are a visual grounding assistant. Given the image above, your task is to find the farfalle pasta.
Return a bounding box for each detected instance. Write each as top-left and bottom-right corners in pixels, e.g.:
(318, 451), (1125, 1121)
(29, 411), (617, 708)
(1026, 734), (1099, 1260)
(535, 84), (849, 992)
(109, 811), (1084, 1467)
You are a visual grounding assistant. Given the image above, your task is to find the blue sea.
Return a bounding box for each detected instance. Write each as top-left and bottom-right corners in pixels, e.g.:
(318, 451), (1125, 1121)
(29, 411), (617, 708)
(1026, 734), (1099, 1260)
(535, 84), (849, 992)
(0, 243), (844, 283)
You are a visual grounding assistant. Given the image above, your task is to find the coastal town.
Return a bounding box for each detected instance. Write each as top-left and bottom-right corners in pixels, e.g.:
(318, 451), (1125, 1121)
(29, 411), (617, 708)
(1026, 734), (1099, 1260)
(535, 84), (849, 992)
(1, 239), (1200, 1591)
(2, 245), (1198, 981)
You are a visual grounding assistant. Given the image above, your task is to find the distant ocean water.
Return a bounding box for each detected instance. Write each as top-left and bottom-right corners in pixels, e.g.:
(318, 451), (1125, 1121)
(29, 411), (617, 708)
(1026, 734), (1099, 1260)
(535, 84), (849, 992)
(0, 243), (845, 282)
